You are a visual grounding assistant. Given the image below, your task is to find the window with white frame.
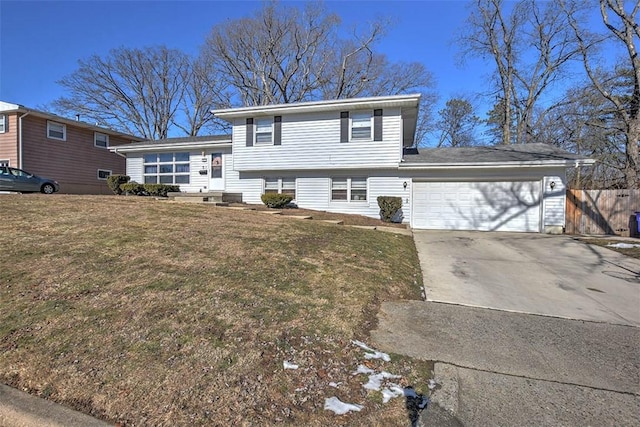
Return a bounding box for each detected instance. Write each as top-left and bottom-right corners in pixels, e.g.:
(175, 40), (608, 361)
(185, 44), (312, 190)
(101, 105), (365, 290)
(97, 169), (112, 180)
(143, 152), (190, 185)
(94, 132), (109, 148)
(255, 118), (273, 145)
(351, 112), (372, 140)
(264, 177), (296, 199)
(331, 177), (367, 202)
(0, 115), (6, 133)
(0, 159), (9, 167)
(47, 121), (66, 141)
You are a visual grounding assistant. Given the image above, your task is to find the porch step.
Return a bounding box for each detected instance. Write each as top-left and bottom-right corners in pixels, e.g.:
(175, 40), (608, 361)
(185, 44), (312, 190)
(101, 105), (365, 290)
(167, 192), (242, 204)
(321, 219), (344, 225)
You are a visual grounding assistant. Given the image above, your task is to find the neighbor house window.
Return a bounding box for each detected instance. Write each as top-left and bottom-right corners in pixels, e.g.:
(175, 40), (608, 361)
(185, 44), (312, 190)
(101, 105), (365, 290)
(97, 169), (112, 180)
(331, 178), (367, 202)
(0, 115), (6, 133)
(351, 112), (372, 140)
(47, 121), (66, 141)
(143, 152), (190, 185)
(94, 132), (109, 148)
(255, 118), (273, 145)
(0, 159), (9, 167)
(264, 177), (296, 199)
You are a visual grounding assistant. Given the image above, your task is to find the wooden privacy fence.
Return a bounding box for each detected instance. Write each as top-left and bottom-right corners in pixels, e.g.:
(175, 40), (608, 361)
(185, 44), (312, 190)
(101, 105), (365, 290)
(566, 189), (640, 237)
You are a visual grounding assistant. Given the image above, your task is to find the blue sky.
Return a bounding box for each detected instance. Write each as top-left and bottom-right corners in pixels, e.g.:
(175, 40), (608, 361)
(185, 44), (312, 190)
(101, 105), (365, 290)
(0, 0), (619, 141)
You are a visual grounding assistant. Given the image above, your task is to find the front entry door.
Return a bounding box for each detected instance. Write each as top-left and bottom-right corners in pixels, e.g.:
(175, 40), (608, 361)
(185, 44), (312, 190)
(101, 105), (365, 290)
(209, 153), (224, 190)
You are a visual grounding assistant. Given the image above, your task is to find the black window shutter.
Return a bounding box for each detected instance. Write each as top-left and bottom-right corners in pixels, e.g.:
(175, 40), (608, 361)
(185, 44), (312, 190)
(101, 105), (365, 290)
(246, 118), (254, 147)
(274, 116), (282, 145)
(340, 112), (349, 143)
(373, 109), (383, 141)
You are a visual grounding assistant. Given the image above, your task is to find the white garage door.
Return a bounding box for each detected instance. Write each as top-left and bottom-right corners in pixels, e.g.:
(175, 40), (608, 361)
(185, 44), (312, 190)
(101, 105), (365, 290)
(412, 180), (541, 232)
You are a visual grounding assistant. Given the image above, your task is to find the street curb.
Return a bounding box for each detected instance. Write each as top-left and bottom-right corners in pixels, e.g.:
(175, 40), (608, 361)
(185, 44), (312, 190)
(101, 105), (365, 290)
(0, 384), (111, 427)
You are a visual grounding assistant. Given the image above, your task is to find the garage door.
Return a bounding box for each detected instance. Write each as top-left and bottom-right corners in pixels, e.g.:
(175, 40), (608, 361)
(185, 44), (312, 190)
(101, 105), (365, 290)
(412, 180), (541, 232)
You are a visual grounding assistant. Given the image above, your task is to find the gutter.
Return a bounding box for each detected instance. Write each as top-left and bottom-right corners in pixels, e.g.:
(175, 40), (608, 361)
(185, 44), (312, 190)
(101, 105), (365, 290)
(398, 159), (596, 170)
(18, 111), (31, 169)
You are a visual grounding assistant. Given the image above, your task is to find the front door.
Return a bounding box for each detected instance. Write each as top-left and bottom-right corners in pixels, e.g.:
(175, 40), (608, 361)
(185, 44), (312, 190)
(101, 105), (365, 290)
(209, 153), (224, 191)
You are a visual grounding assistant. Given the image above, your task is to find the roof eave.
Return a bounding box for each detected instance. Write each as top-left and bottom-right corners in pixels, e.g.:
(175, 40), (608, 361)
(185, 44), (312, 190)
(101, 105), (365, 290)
(398, 159), (596, 169)
(211, 94), (422, 120)
(110, 141), (232, 153)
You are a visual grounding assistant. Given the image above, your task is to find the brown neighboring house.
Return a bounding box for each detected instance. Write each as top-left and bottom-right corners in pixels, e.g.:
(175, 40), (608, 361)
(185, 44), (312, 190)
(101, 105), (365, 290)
(0, 101), (144, 194)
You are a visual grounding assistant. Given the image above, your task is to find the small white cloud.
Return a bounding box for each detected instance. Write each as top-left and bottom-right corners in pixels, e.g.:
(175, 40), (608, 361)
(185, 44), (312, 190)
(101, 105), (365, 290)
(324, 396), (363, 415)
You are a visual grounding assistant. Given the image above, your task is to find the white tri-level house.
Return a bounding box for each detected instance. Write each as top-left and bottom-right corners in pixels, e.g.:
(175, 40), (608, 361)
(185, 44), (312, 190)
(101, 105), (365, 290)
(112, 94), (593, 233)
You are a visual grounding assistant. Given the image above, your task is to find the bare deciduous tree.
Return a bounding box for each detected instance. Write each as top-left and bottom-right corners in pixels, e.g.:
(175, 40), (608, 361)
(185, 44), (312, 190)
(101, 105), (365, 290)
(564, 0), (639, 188)
(54, 46), (191, 139)
(461, 0), (582, 144)
(201, 1), (436, 144)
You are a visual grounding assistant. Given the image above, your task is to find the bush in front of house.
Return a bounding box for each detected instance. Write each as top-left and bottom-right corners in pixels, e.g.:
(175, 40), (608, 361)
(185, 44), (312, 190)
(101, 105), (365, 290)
(143, 184), (180, 197)
(120, 182), (145, 196)
(377, 196), (403, 223)
(261, 193), (294, 208)
(107, 174), (130, 195)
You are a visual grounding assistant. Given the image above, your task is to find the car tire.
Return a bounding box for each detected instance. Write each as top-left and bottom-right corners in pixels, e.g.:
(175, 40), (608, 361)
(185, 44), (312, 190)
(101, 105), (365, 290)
(41, 183), (56, 194)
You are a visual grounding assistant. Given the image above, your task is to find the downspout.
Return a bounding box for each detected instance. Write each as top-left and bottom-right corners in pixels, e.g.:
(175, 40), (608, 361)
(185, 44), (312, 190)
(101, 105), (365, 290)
(18, 111), (31, 169)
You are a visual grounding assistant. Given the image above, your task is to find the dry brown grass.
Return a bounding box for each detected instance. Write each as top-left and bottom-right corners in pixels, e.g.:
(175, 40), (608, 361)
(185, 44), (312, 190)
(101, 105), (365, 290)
(581, 238), (640, 259)
(0, 194), (428, 426)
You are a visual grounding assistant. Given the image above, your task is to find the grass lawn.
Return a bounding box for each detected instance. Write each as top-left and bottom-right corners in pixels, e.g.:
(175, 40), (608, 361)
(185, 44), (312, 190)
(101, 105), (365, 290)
(0, 195), (428, 426)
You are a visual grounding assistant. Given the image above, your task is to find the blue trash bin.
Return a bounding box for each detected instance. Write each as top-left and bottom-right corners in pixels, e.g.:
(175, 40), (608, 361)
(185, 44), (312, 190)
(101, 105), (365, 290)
(636, 212), (640, 235)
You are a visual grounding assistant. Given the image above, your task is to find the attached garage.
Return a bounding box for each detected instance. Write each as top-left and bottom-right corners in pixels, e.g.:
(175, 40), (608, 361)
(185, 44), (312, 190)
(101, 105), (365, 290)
(411, 180), (541, 232)
(402, 144), (595, 234)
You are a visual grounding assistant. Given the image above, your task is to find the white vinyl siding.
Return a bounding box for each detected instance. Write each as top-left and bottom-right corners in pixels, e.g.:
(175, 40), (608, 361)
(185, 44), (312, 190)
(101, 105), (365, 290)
(94, 132), (109, 148)
(0, 115), (6, 133)
(126, 156), (143, 183)
(47, 121), (66, 141)
(542, 174), (567, 226)
(232, 108), (402, 172)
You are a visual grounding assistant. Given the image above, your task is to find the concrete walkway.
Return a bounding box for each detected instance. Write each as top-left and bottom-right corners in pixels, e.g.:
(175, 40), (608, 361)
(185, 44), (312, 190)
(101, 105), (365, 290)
(0, 384), (111, 427)
(372, 301), (640, 426)
(372, 230), (640, 426)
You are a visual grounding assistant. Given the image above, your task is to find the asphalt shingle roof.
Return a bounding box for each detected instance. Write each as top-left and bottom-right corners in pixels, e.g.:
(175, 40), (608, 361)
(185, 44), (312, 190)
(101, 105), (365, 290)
(403, 143), (588, 164)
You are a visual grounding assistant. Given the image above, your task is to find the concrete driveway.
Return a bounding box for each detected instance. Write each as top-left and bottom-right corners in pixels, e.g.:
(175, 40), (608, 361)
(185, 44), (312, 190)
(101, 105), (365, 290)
(413, 230), (640, 326)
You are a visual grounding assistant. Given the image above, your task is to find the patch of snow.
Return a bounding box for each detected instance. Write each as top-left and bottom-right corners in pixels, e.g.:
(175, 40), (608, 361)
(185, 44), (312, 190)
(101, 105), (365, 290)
(428, 379), (437, 390)
(328, 382), (342, 388)
(352, 340), (391, 362)
(607, 243), (640, 249)
(283, 361), (299, 370)
(324, 396), (364, 415)
(352, 364), (376, 375)
(363, 371), (402, 391)
(381, 385), (405, 403)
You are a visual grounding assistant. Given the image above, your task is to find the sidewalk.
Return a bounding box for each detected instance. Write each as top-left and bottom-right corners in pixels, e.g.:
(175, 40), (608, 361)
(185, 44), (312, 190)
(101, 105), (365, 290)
(0, 384), (111, 427)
